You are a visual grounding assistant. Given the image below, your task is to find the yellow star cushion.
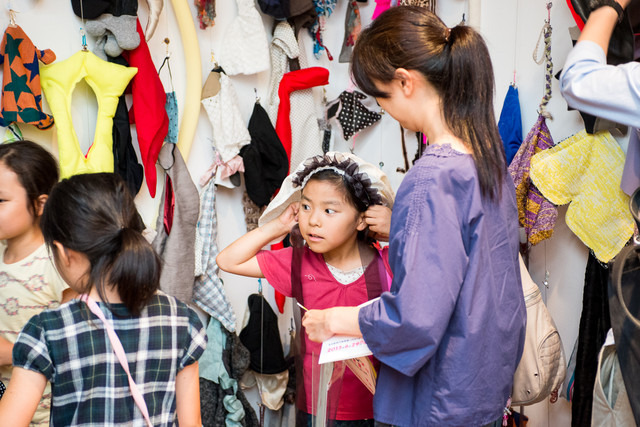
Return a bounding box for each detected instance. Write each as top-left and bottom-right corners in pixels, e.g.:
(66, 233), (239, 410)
(530, 130), (633, 262)
(40, 51), (137, 178)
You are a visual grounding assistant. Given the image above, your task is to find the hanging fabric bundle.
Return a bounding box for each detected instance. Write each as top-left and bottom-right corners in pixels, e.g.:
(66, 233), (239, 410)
(195, 0), (216, 28)
(308, 0), (337, 60)
(507, 3), (557, 246)
(338, 0), (362, 63)
(327, 90), (382, 141)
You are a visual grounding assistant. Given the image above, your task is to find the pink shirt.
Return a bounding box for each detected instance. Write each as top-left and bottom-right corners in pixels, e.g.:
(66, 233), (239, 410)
(257, 246), (389, 420)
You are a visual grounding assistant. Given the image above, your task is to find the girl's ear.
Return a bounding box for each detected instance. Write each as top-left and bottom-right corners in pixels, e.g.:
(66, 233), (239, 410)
(35, 194), (48, 217)
(356, 213), (367, 232)
(52, 241), (70, 267)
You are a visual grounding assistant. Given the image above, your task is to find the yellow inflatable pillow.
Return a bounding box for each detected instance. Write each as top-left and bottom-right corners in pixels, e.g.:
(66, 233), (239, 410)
(530, 130), (633, 262)
(40, 51), (137, 179)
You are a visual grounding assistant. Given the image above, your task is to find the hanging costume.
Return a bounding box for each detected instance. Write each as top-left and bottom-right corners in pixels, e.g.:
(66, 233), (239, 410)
(498, 85), (523, 165)
(0, 25), (55, 129)
(193, 172), (237, 333)
(40, 50), (137, 179)
(202, 73), (251, 164)
(122, 19), (169, 198)
(152, 144), (200, 304)
(199, 317), (258, 427)
(218, 0), (270, 76)
(240, 102), (289, 207)
(338, 0), (362, 63)
(329, 90), (382, 140)
(508, 117), (557, 245)
(267, 21), (300, 125)
(530, 130), (633, 263)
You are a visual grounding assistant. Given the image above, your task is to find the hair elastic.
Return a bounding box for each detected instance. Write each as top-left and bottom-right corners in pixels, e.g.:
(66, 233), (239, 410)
(445, 27), (451, 42)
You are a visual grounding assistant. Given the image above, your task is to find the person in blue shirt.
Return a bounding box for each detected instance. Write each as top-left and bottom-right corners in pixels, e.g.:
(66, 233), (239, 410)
(560, 0), (640, 196)
(302, 6), (526, 427)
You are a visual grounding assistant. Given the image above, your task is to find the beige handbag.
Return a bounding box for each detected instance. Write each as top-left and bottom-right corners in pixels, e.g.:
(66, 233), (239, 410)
(511, 255), (566, 406)
(591, 338), (634, 427)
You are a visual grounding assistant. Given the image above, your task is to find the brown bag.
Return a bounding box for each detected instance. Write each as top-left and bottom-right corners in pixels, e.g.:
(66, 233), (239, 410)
(511, 255), (566, 406)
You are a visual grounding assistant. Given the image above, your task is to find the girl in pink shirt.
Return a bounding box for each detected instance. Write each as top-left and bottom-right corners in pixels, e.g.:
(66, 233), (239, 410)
(217, 152), (394, 425)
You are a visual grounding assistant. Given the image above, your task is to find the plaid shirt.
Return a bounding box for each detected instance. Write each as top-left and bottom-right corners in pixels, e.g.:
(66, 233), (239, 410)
(13, 292), (207, 426)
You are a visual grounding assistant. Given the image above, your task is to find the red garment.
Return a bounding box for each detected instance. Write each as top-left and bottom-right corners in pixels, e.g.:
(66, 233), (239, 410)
(272, 67), (329, 312)
(275, 67), (329, 169)
(256, 246), (390, 420)
(122, 19), (168, 198)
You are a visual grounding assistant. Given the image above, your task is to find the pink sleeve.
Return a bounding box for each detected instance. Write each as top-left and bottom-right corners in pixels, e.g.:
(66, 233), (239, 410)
(256, 248), (294, 297)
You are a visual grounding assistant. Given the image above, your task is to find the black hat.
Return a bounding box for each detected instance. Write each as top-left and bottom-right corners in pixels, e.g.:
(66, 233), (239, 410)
(240, 103), (289, 208)
(71, 0), (137, 19)
(239, 294), (288, 375)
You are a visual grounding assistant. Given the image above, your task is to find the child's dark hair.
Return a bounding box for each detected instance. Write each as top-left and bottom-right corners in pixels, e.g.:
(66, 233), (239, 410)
(0, 140), (59, 218)
(351, 6), (506, 201)
(41, 173), (160, 316)
(293, 155), (383, 213)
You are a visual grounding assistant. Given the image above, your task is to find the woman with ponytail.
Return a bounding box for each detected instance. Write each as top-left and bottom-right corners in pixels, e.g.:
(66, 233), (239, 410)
(0, 173), (207, 427)
(302, 7), (526, 426)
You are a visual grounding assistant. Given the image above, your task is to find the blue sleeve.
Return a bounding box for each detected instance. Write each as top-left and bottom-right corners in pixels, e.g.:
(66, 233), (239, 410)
(359, 163), (469, 377)
(13, 315), (54, 381)
(560, 40), (640, 128)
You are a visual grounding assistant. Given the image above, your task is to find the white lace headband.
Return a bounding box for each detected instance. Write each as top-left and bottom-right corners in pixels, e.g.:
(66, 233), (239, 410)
(299, 166), (348, 188)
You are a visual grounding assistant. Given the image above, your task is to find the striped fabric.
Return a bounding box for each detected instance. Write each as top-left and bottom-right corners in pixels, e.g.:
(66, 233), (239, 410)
(13, 292), (206, 426)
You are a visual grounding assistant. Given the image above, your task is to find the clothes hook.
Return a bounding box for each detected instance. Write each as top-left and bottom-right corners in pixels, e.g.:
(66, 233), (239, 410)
(254, 88), (260, 104)
(164, 37), (171, 58)
(258, 278), (263, 295)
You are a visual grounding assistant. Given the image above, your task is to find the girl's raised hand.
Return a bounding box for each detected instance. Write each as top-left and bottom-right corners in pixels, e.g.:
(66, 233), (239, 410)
(277, 202), (300, 232)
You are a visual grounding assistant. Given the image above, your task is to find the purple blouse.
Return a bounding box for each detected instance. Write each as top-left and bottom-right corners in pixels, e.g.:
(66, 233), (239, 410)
(359, 144), (526, 426)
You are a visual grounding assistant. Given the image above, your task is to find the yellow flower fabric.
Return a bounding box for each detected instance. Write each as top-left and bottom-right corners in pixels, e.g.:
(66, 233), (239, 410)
(530, 130), (633, 262)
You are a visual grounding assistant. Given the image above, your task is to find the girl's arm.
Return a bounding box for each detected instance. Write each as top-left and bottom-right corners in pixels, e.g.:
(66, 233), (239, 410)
(0, 367), (46, 426)
(216, 203), (299, 277)
(175, 362), (201, 427)
(0, 336), (13, 365)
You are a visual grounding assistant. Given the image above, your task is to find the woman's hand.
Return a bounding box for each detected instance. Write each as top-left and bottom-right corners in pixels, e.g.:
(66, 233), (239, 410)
(303, 306), (363, 342)
(302, 309), (335, 343)
(364, 205), (392, 242)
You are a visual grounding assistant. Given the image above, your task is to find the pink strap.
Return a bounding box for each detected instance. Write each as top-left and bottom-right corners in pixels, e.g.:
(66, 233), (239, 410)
(377, 249), (392, 292)
(80, 295), (153, 427)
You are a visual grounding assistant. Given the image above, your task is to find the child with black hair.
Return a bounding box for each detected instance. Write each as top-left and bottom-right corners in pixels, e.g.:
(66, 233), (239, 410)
(217, 152), (394, 426)
(0, 173), (207, 427)
(0, 141), (73, 424)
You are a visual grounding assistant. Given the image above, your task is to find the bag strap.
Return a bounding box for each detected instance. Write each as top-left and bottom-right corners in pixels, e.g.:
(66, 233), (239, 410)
(377, 248), (392, 292)
(80, 295), (153, 427)
(611, 244), (640, 328)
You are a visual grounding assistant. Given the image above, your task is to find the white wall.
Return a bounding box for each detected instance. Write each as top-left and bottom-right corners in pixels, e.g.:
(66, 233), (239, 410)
(12, 0), (614, 425)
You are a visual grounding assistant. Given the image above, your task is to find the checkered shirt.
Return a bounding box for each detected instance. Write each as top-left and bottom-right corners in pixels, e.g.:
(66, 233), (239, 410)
(193, 179), (237, 332)
(13, 292), (207, 426)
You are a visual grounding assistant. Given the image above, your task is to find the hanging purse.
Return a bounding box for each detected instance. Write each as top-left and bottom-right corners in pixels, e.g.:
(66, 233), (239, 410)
(80, 295), (153, 427)
(511, 255), (566, 406)
(607, 187), (640, 425)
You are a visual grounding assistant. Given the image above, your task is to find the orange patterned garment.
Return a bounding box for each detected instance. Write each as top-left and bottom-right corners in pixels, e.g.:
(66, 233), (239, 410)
(0, 25), (55, 129)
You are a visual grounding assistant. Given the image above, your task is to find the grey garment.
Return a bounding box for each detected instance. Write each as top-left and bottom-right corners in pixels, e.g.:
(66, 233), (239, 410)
(85, 14), (140, 53)
(152, 144), (200, 304)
